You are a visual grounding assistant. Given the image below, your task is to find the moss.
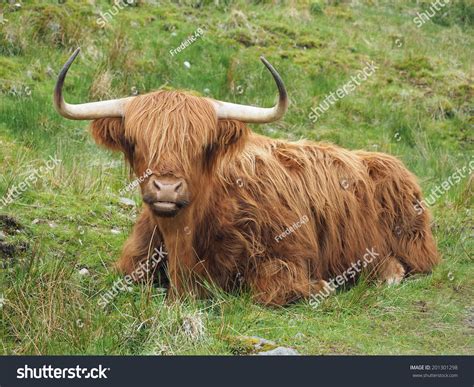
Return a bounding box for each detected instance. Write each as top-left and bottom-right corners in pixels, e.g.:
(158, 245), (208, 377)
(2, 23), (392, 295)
(0, 57), (18, 79)
(229, 29), (255, 47)
(261, 21), (297, 39)
(295, 35), (325, 49)
(395, 55), (433, 74)
(394, 55), (435, 85)
(224, 335), (279, 355)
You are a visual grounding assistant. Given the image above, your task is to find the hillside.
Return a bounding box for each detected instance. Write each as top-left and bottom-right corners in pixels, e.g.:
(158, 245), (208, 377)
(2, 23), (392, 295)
(0, 0), (473, 355)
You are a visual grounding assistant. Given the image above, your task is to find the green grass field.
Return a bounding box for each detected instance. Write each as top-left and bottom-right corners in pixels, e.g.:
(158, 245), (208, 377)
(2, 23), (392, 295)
(0, 0), (473, 355)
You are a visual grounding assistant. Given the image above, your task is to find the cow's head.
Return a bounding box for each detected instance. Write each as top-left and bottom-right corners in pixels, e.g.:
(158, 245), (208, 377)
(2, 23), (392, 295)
(53, 48), (288, 218)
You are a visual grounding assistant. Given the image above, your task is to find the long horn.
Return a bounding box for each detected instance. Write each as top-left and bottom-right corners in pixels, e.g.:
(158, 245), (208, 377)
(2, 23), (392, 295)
(208, 56), (288, 124)
(53, 48), (134, 120)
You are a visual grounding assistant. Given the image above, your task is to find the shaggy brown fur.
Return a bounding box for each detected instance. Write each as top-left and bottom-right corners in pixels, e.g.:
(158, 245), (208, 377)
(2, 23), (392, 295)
(90, 90), (440, 305)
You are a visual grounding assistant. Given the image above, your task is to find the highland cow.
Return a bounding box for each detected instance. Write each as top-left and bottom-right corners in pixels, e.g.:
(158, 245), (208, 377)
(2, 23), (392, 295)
(53, 48), (439, 305)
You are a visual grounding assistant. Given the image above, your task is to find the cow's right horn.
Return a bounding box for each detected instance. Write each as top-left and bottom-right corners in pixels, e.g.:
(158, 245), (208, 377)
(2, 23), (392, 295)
(53, 48), (134, 120)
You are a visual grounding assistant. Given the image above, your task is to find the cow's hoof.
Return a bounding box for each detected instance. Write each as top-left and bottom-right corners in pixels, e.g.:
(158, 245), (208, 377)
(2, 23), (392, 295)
(311, 279), (335, 294)
(384, 261), (405, 286)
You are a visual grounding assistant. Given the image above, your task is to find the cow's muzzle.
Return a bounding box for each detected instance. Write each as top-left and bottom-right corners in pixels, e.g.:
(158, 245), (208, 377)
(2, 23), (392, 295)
(143, 176), (190, 217)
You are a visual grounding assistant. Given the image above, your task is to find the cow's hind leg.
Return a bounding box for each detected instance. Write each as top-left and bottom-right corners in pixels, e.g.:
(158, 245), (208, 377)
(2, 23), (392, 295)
(248, 259), (329, 306)
(360, 152), (440, 275)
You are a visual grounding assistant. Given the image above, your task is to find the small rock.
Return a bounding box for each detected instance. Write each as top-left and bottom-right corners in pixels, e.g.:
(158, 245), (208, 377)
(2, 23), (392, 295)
(182, 314), (205, 340)
(78, 268), (90, 276)
(183, 61), (191, 69)
(48, 222), (58, 228)
(257, 347), (300, 356)
(119, 197), (136, 207)
(111, 228), (121, 235)
(248, 336), (276, 350)
(32, 219), (40, 225)
(233, 336), (277, 354)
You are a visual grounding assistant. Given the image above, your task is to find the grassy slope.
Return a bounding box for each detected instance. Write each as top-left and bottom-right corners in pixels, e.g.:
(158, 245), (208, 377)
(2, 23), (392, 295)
(0, 0), (472, 355)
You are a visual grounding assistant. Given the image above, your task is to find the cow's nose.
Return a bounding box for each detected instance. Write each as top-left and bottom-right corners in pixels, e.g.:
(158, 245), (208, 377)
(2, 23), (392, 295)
(153, 179), (183, 193)
(144, 177), (190, 216)
(152, 177), (187, 203)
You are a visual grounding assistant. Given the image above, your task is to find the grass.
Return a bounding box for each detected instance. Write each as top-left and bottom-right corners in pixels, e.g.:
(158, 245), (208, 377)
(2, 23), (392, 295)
(0, 0), (473, 355)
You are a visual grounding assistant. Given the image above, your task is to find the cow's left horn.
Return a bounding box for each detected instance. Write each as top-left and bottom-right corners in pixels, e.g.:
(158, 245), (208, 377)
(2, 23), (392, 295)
(54, 48), (134, 120)
(208, 56), (288, 124)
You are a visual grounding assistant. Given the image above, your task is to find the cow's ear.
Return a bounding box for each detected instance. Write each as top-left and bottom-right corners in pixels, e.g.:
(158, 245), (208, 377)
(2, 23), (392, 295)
(215, 119), (250, 148)
(90, 118), (127, 152)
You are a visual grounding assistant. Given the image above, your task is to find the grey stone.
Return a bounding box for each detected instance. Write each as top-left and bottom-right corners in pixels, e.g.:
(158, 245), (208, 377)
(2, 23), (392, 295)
(257, 347), (300, 356)
(78, 268), (90, 276)
(119, 197), (136, 207)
